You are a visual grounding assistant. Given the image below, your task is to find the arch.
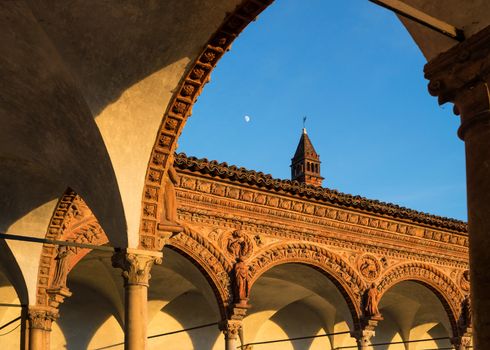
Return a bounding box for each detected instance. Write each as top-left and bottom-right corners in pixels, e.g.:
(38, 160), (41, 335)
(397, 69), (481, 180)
(167, 227), (233, 319)
(138, 0), (274, 249)
(247, 243), (365, 329)
(377, 262), (463, 337)
(36, 188), (109, 307)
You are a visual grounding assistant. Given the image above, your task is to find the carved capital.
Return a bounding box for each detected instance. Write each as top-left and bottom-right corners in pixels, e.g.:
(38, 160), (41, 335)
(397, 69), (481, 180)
(112, 249), (163, 287)
(451, 335), (472, 350)
(219, 320), (242, 340)
(424, 25), (490, 140)
(28, 307), (58, 331)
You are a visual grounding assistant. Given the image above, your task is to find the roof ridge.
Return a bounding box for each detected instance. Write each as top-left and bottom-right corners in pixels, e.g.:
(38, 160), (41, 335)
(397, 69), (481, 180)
(174, 152), (467, 233)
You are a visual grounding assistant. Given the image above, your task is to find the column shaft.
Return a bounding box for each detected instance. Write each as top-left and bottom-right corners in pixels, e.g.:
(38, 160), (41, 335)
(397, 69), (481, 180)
(464, 114), (490, 346)
(225, 337), (236, 350)
(28, 328), (45, 350)
(112, 248), (162, 350)
(424, 24), (490, 349)
(125, 284), (149, 349)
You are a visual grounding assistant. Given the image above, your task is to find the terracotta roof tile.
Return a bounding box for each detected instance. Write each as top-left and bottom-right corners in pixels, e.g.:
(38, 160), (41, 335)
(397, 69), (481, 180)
(174, 153), (467, 234)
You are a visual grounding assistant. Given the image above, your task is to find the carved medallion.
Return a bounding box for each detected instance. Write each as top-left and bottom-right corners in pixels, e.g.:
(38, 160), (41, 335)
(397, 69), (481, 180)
(358, 254), (381, 281)
(222, 230), (253, 261)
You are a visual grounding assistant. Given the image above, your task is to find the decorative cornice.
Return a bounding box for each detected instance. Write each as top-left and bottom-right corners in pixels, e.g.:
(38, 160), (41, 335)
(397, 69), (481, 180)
(177, 205), (468, 269)
(174, 153), (467, 233)
(425, 24), (490, 105)
(425, 25), (490, 140)
(176, 185), (468, 258)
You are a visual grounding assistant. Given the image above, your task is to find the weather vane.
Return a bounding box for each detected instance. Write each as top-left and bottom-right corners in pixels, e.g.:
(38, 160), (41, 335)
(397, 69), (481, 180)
(303, 116), (307, 129)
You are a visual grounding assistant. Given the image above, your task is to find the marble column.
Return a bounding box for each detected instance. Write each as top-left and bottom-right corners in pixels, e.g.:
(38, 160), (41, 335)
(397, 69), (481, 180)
(425, 24), (490, 349)
(27, 307), (57, 350)
(112, 248), (163, 350)
(220, 320), (241, 350)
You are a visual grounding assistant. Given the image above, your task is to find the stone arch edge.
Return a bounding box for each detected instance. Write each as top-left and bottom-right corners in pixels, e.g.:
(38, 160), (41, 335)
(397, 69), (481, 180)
(247, 242), (365, 330)
(138, 0), (274, 250)
(377, 262), (464, 337)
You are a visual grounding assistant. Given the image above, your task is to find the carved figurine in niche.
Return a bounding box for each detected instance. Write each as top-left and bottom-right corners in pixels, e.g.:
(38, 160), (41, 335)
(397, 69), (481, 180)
(227, 230), (250, 260)
(460, 269), (470, 292)
(161, 154), (178, 224)
(364, 283), (382, 318)
(158, 153), (182, 235)
(51, 244), (76, 289)
(233, 258), (250, 305)
(460, 295), (472, 329)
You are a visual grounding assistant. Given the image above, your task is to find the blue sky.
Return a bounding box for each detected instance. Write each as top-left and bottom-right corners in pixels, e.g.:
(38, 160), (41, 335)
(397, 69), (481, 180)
(178, 0), (467, 221)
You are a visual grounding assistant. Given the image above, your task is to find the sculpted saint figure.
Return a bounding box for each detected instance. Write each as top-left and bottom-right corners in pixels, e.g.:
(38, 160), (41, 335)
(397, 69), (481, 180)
(161, 155), (179, 225)
(234, 258), (250, 303)
(461, 295), (472, 328)
(365, 283), (381, 317)
(51, 245), (75, 289)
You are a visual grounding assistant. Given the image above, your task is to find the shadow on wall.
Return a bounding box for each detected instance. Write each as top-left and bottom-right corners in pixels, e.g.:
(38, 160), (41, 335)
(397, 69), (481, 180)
(0, 240), (28, 304)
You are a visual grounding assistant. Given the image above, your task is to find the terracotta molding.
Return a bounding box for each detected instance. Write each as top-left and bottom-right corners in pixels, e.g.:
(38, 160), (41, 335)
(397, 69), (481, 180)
(36, 189), (108, 306)
(175, 171), (468, 251)
(176, 191), (468, 261)
(168, 228), (232, 317)
(377, 262), (464, 336)
(247, 242), (365, 328)
(175, 153), (467, 233)
(138, 0), (274, 249)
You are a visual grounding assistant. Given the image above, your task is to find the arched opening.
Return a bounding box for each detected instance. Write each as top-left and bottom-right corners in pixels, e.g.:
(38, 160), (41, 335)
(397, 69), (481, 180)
(375, 281), (454, 349)
(244, 263), (358, 350)
(51, 246), (224, 350)
(53, 249), (124, 350)
(146, 248), (222, 350)
(175, 0), (465, 222)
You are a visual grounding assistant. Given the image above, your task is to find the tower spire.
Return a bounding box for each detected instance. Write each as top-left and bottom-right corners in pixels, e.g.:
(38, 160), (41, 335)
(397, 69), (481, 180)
(290, 126), (323, 187)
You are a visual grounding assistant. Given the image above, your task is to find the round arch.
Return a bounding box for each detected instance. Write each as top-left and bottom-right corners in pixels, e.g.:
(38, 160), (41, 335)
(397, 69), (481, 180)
(138, 0), (277, 248)
(36, 188), (109, 307)
(167, 228), (234, 319)
(377, 262), (464, 337)
(247, 242), (365, 330)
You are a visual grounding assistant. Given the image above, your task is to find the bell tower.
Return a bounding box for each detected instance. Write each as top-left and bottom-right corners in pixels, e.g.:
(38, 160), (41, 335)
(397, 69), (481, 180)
(291, 128), (323, 187)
